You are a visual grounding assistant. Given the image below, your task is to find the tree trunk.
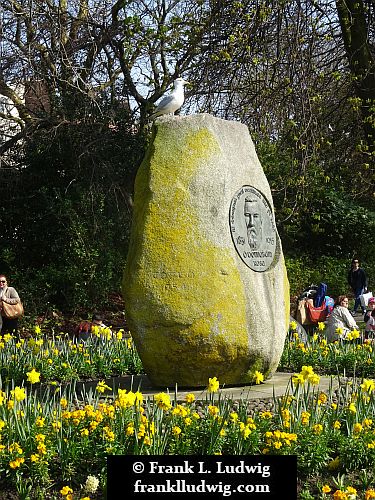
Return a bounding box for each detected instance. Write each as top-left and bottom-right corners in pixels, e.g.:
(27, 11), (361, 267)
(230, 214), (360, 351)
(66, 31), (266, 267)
(336, 0), (375, 156)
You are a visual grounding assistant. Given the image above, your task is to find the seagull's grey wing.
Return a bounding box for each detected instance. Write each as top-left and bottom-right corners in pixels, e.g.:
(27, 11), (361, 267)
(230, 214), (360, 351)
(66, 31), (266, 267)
(155, 93), (176, 110)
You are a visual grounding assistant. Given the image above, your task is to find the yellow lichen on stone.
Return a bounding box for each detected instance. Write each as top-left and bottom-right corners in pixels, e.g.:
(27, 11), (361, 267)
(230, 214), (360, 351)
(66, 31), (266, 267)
(282, 258), (291, 330)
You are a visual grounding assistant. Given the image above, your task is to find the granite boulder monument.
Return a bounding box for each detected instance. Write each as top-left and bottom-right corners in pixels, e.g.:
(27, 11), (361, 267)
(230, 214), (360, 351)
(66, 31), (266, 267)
(123, 113), (289, 387)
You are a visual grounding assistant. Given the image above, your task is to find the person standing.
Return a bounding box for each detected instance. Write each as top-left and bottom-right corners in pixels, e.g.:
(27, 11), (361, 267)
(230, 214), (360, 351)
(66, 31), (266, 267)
(347, 258), (368, 315)
(0, 275), (21, 335)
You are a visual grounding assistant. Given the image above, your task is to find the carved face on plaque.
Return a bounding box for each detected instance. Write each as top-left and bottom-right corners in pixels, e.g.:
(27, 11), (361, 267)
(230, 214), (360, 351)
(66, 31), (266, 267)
(229, 186), (277, 272)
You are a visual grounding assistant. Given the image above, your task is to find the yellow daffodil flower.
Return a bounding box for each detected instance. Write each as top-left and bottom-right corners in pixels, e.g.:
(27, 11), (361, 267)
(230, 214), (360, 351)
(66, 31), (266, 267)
(11, 387), (26, 402)
(253, 371), (264, 384)
(361, 379), (375, 394)
(289, 321), (297, 331)
(154, 392), (172, 411)
(185, 393), (195, 403)
(208, 377), (220, 393)
(60, 486), (73, 496)
(95, 380), (111, 394)
(26, 369), (41, 384)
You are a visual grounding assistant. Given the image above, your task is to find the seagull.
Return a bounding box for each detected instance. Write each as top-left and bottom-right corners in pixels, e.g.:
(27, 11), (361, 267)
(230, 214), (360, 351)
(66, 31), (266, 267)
(149, 78), (189, 120)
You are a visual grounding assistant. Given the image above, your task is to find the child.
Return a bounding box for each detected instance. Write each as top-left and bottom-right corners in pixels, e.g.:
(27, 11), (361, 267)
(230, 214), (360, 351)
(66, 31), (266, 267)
(365, 302), (375, 340)
(364, 297), (375, 339)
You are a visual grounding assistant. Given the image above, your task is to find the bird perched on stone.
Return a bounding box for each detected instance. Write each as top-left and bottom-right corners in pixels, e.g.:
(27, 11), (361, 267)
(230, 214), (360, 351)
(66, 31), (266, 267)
(149, 78), (189, 120)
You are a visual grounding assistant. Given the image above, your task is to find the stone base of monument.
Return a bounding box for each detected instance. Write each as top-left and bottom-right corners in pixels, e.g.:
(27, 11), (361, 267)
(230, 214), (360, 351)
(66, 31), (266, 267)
(123, 113), (290, 387)
(37, 373), (338, 405)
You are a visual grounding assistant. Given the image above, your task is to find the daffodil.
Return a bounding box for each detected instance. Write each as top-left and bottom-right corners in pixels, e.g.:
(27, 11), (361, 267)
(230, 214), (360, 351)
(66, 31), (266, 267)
(172, 404), (188, 417)
(361, 379), (375, 394)
(301, 411), (310, 425)
(242, 425), (252, 439)
(292, 373), (305, 386)
(351, 329), (360, 339)
(0, 390), (6, 406)
(253, 370), (264, 384)
(345, 486), (357, 499)
(9, 457), (25, 469)
(318, 392), (328, 405)
(208, 377), (220, 393)
(9, 442), (23, 454)
(143, 435), (152, 445)
(52, 421), (61, 431)
(60, 398), (68, 409)
(185, 393), (195, 403)
(11, 387), (26, 402)
(363, 418), (373, 428)
(312, 423), (323, 434)
(307, 373), (320, 385)
(348, 403), (357, 414)
(260, 411), (273, 419)
(60, 486), (73, 496)
(95, 380), (111, 394)
(126, 423), (135, 436)
(300, 365), (314, 379)
(353, 423), (362, 434)
(26, 369), (41, 384)
(208, 405), (219, 416)
(318, 322), (325, 331)
(154, 392), (172, 411)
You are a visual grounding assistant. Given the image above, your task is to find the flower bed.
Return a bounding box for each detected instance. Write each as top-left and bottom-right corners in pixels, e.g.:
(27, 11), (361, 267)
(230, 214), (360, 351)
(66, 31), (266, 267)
(1, 324), (375, 498)
(281, 322), (375, 378)
(0, 327), (143, 387)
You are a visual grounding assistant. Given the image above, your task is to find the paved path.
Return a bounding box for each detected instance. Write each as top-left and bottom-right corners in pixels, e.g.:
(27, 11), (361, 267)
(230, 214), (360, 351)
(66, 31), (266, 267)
(69, 372), (339, 402)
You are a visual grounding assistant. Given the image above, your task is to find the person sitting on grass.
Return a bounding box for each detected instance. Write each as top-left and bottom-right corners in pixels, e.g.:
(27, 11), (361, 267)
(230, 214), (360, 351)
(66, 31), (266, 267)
(325, 295), (358, 343)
